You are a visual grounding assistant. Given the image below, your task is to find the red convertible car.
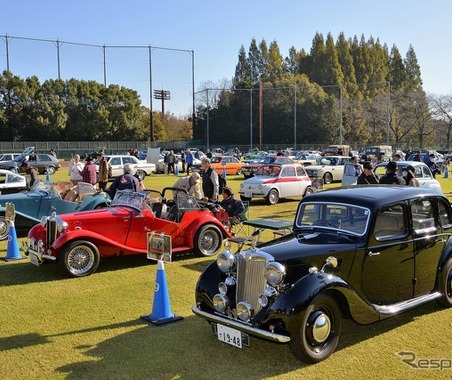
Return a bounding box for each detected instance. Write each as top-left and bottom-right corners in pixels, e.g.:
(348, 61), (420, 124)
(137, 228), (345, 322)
(23, 188), (232, 277)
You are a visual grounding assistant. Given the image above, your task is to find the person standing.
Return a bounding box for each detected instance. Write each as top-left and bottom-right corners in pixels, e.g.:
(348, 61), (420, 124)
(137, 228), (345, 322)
(185, 148), (193, 174)
(403, 165), (420, 186)
(357, 162), (379, 184)
(79, 156), (97, 185)
(426, 154), (440, 178)
(379, 161), (405, 185)
(180, 150), (186, 173)
(68, 154), (84, 185)
(344, 156), (363, 177)
(97, 153), (110, 191)
(107, 163), (140, 199)
(19, 161), (39, 189)
(166, 150), (176, 174)
(201, 157), (219, 201)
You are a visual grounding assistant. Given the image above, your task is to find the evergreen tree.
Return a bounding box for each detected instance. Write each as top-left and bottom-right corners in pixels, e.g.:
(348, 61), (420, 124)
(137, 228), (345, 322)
(404, 44), (423, 91)
(388, 44), (406, 91)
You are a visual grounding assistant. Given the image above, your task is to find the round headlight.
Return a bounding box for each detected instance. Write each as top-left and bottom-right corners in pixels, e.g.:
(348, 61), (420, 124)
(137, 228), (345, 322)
(213, 294), (229, 313)
(236, 301), (253, 322)
(57, 220), (68, 233)
(258, 294), (269, 308)
(265, 262), (286, 286)
(217, 251), (235, 273)
(40, 216), (48, 226)
(218, 282), (228, 295)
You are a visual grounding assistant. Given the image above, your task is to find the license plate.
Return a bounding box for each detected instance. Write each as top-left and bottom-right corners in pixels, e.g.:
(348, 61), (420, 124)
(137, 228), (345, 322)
(245, 191), (252, 198)
(217, 324), (243, 348)
(29, 254), (40, 266)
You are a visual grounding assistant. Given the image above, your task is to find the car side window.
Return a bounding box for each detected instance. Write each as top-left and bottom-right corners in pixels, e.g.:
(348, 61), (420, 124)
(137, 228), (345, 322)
(296, 166), (305, 176)
(374, 205), (406, 240)
(281, 166), (295, 177)
(123, 157), (135, 165)
(110, 157), (121, 166)
(438, 199), (452, 227)
(411, 199), (435, 230)
(38, 155), (51, 162)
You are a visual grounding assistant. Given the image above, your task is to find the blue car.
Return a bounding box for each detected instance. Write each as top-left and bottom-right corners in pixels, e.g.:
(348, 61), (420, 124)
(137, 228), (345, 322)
(0, 181), (110, 239)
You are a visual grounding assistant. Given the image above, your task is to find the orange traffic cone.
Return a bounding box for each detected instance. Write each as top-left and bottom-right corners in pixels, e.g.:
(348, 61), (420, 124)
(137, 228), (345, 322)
(2, 221), (24, 261)
(140, 260), (183, 326)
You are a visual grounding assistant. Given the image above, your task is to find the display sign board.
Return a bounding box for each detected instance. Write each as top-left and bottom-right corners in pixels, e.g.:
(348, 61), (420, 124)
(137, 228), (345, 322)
(5, 202), (15, 222)
(147, 232), (172, 262)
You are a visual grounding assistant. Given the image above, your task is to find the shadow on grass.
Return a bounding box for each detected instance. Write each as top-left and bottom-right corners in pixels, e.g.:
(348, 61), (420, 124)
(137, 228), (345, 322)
(52, 302), (445, 379)
(0, 252), (201, 286)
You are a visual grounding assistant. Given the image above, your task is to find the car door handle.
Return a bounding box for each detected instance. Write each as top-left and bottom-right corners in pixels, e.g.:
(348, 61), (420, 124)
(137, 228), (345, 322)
(368, 251), (380, 256)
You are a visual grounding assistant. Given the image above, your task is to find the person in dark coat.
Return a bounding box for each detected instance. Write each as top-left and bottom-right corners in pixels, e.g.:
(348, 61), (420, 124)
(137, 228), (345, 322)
(19, 161), (39, 189)
(218, 187), (244, 224)
(107, 163), (140, 199)
(357, 162), (379, 184)
(379, 161), (405, 185)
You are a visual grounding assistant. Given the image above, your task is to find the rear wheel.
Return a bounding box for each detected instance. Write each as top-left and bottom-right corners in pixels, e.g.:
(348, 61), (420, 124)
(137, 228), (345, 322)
(47, 166), (56, 175)
(323, 172), (333, 184)
(135, 169), (146, 181)
(304, 187), (314, 197)
(0, 216), (10, 240)
(194, 224), (222, 257)
(289, 294), (342, 363)
(266, 189), (279, 205)
(437, 258), (452, 307)
(60, 240), (100, 277)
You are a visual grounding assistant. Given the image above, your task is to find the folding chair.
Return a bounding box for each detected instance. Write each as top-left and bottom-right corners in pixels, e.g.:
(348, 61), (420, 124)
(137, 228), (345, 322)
(229, 201), (249, 236)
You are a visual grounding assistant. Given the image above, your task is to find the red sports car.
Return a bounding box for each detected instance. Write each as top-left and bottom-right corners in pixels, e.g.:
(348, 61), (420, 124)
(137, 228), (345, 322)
(23, 188), (232, 277)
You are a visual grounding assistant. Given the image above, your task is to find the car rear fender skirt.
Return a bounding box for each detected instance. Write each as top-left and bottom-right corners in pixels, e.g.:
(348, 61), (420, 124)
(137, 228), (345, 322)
(268, 273), (380, 327)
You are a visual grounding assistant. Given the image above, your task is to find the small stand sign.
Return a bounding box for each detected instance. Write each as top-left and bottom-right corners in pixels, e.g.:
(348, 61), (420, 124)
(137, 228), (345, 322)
(140, 232), (183, 326)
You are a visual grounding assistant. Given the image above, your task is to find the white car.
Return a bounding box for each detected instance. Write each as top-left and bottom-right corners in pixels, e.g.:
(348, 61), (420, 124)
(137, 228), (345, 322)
(96, 155), (156, 180)
(0, 169), (27, 194)
(304, 156), (351, 184)
(374, 161), (442, 191)
(238, 163), (313, 205)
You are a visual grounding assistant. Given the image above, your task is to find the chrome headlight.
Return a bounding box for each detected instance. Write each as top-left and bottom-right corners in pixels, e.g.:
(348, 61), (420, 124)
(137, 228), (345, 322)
(265, 262), (286, 286)
(236, 301), (253, 322)
(56, 219), (68, 233)
(217, 251), (235, 273)
(40, 216), (49, 227)
(213, 294), (229, 313)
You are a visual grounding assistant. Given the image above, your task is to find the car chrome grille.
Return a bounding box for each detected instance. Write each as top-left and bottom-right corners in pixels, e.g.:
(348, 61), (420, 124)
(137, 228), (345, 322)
(236, 251), (269, 314)
(46, 219), (57, 247)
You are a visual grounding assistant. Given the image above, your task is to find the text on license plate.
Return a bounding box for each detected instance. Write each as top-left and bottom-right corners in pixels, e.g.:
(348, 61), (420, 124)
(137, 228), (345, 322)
(245, 191), (252, 198)
(217, 324), (243, 348)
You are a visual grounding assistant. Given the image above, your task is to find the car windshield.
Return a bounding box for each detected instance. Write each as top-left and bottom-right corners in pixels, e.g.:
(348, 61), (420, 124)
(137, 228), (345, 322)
(296, 202), (370, 236)
(255, 165), (281, 177)
(30, 180), (55, 195)
(111, 190), (147, 211)
(210, 156), (223, 163)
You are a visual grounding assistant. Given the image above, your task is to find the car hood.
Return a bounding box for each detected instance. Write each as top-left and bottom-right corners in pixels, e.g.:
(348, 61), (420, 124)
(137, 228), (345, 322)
(256, 230), (359, 264)
(241, 176), (274, 185)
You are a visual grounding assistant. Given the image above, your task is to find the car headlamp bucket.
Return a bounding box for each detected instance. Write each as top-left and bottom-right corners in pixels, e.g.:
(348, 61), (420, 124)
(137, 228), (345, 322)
(217, 251), (235, 273)
(236, 301), (253, 322)
(213, 294), (229, 313)
(265, 262), (286, 286)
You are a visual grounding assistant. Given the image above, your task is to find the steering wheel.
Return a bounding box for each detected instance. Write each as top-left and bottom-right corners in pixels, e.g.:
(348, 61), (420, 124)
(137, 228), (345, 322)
(313, 219), (339, 228)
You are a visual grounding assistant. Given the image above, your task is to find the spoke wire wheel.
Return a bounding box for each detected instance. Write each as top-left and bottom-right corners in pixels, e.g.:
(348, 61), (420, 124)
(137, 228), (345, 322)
(0, 217), (10, 240)
(195, 225), (222, 257)
(62, 241), (100, 277)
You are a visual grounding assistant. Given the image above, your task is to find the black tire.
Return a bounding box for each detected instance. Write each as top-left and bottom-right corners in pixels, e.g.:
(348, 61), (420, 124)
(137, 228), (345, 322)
(289, 294), (342, 364)
(323, 172), (333, 184)
(266, 189), (279, 205)
(59, 240), (100, 277)
(437, 258), (452, 308)
(0, 216), (10, 240)
(240, 195), (252, 202)
(194, 224), (223, 257)
(47, 166), (56, 175)
(304, 187), (314, 197)
(243, 174), (251, 179)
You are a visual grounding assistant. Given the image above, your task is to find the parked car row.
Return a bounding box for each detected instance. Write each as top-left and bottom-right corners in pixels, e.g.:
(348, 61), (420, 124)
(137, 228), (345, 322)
(0, 146), (60, 174)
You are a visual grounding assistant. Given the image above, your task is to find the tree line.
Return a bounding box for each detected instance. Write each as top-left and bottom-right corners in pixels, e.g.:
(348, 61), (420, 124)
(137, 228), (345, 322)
(1, 31), (451, 150)
(0, 71), (192, 142)
(193, 32), (451, 150)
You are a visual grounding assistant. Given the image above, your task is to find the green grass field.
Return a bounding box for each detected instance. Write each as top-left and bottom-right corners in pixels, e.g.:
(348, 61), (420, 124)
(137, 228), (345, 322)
(0, 166), (451, 379)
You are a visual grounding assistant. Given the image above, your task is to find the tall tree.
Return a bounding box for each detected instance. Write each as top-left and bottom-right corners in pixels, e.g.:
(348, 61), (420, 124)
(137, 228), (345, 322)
(388, 44), (406, 91)
(404, 44), (423, 91)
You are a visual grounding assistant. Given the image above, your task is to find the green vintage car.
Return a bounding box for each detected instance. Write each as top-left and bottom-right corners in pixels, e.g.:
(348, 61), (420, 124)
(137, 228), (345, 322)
(0, 181), (110, 239)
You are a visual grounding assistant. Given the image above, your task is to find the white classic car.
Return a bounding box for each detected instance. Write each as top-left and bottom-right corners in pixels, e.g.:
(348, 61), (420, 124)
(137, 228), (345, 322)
(238, 163), (313, 205)
(304, 156), (351, 184)
(96, 155), (156, 180)
(0, 169), (27, 194)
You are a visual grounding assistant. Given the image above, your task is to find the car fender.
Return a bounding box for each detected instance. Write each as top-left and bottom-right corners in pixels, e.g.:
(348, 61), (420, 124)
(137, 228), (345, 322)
(185, 214), (232, 243)
(0, 207), (40, 223)
(265, 271), (380, 330)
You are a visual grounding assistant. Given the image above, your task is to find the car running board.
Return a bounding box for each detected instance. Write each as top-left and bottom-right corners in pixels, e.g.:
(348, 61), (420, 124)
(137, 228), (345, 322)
(375, 292), (442, 316)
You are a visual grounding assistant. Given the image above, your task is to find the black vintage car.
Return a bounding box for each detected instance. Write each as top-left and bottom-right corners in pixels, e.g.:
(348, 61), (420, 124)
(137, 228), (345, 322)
(192, 186), (452, 363)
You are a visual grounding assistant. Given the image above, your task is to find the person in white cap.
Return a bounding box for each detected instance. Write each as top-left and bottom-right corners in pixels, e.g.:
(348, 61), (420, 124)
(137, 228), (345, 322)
(172, 172), (202, 199)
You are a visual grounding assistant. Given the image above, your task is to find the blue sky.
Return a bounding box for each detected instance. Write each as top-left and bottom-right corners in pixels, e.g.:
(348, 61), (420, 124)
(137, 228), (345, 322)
(1, 1), (451, 116)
